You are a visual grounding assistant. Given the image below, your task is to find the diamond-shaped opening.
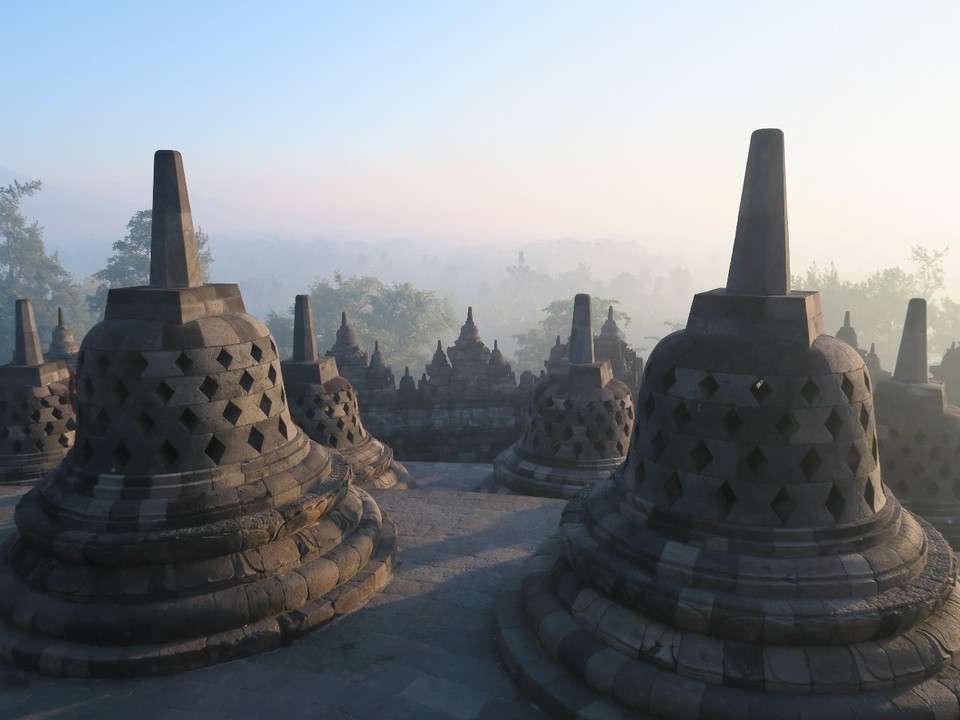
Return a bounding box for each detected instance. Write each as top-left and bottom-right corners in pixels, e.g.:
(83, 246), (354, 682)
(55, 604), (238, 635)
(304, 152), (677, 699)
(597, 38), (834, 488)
(593, 441), (606, 455)
(563, 399), (574, 410)
(66, 417), (77, 431)
(136, 411), (154, 434)
(771, 487), (795, 525)
(39, 397), (51, 408)
(239, 370), (255, 392)
(216, 349), (233, 369)
(159, 440), (179, 468)
(614, 440), (624, 455)
(34, 438), (45, 451)
(335, 418), (346, 431)
(800, 377), (820, 404)
(746, 446), (766, 474)
(113, 381), (130, 403)
(43, 421), (54, 436)
(255, 393), (272, 416)
(112, 441), (131, 470)
(690, 441), (713, 471)
(871, 436), (879, 461)
(268, 365), (278, 384)
(825, 410), (843, 440)
(698, 373), (720, 399)
(175, 352), (193, 374)
(562, 425), (574, 439)
(749, 378), (773, 404)
(270, 340), (278, 356)
(52, 407), (64, 420)
(97, 352), (110, 372)
(199, 376), (219, 400)
(204, 436), (226, 464)
(841, 374), (855, 401)
(572, 442), (584, 458)
(775, 412), (798, 440)
(346, 430), (355, 444)
(95, 409), (111, 431)
(860, 406), (870, 431)
(715, 482), (737, 519)
(846, 444), (862, 475)
(278, 417), (289, 439)
(664, 472), (683, 506)
(180, 407), (199, 431)
(30, 409), (41, 422)
(305, 408), (317, 420)
(156, 381), (175, 404)
(673, 402), (692, 429)
(251, 343), (264, 362)
(247, 427), (264, 452)
(58, 434), (70, 448)
(133, 353), (149, 376)
(329, 434), (339, 447)
(661, 368), (677, 392)
(721, 409), (743, 439)
(800, 447), (822, 480)
(222, 401), (242, 426)
(323, 404), (335, 418)
(826, 484), (845, 521)
(83, 378), (95, 398)
(864, 479), (877, 511)
(651, 431), (666, 458)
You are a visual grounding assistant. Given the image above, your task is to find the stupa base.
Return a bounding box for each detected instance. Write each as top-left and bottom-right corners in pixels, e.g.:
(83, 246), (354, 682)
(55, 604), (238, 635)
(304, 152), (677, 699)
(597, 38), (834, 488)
(493, 444), (621, 499)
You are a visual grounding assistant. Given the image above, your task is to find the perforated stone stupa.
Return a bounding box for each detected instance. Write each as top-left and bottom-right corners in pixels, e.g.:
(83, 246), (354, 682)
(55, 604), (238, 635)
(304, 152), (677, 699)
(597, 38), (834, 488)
(932, 340), (960, 406)
(874, 298), (960, 548)
(0, 300), (75, 484)
(498, 129), (960, 718)
(283, 294), (409, 489)
(492, 294), (634, 498)
(0, 151), (396, 677)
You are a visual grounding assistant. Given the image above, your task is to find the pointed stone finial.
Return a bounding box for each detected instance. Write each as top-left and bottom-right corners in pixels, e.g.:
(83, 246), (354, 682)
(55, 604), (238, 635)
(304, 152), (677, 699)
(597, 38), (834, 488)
(467, 307), (474, 323)
(58, 307), (65, 326)
(607, 306), (614, 321)
(871, 342), (876, 353)
(893, 298), (927, 384)
(150, 150), (203, 289)
(14, 299), (44, 366)
(494, 340), (499, 350)
(725, 129), (789, 296)
(569, 294), (595, 364)
(375, 340), (380, 352)
(843, 311), (851, 327)
(292, 294), (319, 362)
(341, 312), (348, 327)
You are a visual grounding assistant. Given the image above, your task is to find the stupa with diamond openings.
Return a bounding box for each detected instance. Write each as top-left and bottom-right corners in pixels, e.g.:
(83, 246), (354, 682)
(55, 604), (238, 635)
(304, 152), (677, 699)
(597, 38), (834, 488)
(0, 151), (396, 677)
(46, 307), (80, 369)
(492, 294), (634, 498)
(874, 298), (960, 548)
(497, 129), (960, 718)
(0, 300), (75, 484)
(282, 294), (410, 489)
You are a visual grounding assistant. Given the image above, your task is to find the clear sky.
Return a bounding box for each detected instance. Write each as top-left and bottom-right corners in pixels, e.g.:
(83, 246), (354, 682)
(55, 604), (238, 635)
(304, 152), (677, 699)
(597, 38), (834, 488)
(4, 1), (959, 282)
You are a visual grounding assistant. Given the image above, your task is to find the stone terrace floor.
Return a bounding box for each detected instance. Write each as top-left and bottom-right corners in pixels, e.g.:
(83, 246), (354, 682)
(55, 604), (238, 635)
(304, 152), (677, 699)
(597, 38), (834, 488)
(0, 462), (565, 720)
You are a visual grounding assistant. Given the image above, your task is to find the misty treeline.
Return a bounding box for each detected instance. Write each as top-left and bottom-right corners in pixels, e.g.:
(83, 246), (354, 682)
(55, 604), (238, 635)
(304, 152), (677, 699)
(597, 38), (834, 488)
(2, 179), (957, 385)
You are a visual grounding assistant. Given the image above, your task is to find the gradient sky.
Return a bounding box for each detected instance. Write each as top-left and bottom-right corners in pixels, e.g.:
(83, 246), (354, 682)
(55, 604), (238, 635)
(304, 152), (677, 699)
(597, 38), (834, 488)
(5, 1), (959, 282)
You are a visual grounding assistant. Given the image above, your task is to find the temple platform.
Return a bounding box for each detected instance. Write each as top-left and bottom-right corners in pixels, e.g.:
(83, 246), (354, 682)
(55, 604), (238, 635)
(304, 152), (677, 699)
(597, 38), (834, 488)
(0, 462), (565, 720)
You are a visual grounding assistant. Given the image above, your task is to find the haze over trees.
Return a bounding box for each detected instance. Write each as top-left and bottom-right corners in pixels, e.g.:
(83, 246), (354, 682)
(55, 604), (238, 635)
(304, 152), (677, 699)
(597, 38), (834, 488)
(0, 181), (88, 361)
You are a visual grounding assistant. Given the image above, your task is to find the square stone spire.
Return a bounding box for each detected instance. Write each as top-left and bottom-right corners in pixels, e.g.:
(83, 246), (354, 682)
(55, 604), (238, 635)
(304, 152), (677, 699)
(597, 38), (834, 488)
(292, 294), (319, 362)
(568, 294), (595, 364)
(14, 298), (43, 366)
(726, 128), (790, 296)
(893, 297), (928, 384)
(150, 150), (203, 289)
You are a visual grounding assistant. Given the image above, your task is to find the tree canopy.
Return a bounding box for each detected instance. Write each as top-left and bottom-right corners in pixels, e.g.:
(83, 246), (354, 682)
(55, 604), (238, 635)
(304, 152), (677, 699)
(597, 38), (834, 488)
(0, 181), (88, 362)
(86, 209), (213, 320)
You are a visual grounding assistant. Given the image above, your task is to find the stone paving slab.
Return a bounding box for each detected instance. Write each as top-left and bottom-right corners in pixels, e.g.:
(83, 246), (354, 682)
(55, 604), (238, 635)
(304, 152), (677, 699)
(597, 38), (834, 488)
(0, 465), (563, 720)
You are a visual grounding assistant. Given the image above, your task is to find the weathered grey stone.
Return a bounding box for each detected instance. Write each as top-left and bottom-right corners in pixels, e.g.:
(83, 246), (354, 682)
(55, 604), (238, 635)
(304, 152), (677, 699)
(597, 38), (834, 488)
(893, 298), (928, 384)
(150, 150), (203, 289)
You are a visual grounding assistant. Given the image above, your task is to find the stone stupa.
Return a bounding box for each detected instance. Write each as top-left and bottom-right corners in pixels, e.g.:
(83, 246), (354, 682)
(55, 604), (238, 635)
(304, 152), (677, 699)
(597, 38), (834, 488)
(874, 298), (960, 547)
(46, 307), (80, 369)
(0, 151), (397, 677)
(282, 294), (410, 489)
(498, 129), (960, 718)
(492, 294), (634, 498)
(0, 299), (75, 484)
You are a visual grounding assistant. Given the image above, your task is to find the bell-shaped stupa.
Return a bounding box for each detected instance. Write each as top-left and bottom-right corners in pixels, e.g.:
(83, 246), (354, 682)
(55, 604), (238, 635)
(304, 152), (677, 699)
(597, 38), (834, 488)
(931, 340), (960, 406)
(46, 307), (80, 369)
(498, 130), (960, 718)
(492, 294), (634, 498)
(0, 300), (75, 483)
(835, 309), (859, 350)
(0, 151), (397, 677)
(283, 295), (410, 489)
(874, 298), (960, 547)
